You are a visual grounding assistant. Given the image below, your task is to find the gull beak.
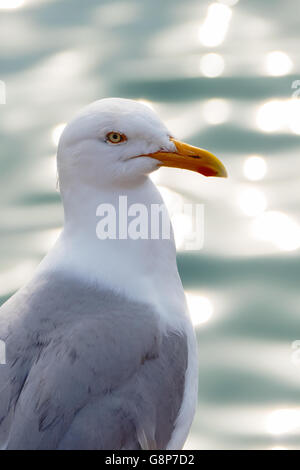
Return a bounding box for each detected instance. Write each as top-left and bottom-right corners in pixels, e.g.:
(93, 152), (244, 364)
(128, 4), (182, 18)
(147, 138), (227, 178)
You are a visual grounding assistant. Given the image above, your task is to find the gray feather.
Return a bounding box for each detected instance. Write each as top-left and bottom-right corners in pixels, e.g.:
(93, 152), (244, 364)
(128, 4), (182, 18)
(0, 271), (187, 450)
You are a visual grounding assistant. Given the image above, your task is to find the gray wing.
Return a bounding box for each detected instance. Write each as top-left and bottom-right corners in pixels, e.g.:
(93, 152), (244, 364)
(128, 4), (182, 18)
(0, 272), (187, 450)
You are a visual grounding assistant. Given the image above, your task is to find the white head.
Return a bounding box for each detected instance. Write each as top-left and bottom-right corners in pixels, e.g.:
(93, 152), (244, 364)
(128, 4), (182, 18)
(57, 97), (227, 194)
(50, 99), (227, 326)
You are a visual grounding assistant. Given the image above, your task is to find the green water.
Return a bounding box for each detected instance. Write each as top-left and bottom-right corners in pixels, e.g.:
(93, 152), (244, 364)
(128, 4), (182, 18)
(1, 0), (300, 449)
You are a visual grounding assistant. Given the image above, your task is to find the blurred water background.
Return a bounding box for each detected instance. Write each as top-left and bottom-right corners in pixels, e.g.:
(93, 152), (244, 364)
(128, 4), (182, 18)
(1, 0), (300, 450)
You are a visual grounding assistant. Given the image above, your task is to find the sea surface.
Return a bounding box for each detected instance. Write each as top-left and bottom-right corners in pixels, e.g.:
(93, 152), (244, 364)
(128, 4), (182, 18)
(1, 0), (300, 449)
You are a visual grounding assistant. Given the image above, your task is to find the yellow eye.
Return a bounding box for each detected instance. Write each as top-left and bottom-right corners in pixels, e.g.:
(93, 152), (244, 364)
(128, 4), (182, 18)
(106, 132), (127, 144)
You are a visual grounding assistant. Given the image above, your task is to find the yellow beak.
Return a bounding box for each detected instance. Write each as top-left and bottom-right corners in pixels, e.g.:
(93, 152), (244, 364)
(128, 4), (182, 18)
(147, 138), (227, 178)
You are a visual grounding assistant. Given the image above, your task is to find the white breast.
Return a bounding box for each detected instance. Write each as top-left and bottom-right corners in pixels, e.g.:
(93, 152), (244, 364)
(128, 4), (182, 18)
(36, 177), (199, 449)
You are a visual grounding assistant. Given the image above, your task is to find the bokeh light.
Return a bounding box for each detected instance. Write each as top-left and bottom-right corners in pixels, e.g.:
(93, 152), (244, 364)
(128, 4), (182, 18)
(256, 98), (300, 134)
(0, 0), (24, 9)
(199, 3), (232, 47)
(267, 409), (300, 435)
(186, 292), (214, 326)
(200, 53), (225, 77)
(265, 51), (293, 76)
(256, 100), (285, 133)
(252, 211), (300, 251)
(243, 155), (267, 181)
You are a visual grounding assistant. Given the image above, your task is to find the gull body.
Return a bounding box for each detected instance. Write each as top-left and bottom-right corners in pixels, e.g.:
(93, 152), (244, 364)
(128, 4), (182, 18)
(0, 98), (226, 450)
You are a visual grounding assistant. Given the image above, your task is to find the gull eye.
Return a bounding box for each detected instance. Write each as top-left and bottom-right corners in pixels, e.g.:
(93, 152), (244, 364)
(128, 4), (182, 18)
(106, 132), (127, 144)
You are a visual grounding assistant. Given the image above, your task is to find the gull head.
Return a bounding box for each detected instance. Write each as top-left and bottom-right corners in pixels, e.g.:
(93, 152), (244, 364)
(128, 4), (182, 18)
(57, 97), (227, 191)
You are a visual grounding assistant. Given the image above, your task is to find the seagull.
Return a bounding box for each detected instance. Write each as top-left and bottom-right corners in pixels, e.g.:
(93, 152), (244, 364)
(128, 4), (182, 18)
(0, 98), (227, 450)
